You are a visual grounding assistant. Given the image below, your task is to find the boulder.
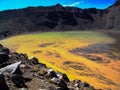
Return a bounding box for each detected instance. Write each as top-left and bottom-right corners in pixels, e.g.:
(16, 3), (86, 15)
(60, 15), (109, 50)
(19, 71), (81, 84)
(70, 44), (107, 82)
(50, 77), (59, 84)
(0, 45), (10, 64)
(81, 82), (90, 87)
(0, 73), (9, 90)
(0, 47), (10, 54)
(0, 61), (24, 87)
(0, 84), (9, 90)
(61, 73), (69, 82)
(31, 65), (39, 72)
(38, 63), (46, 68)
(38, 67), (48, 76)
(58, 79), (68, 90)
(0, 73), (6, 85)
(0, 61), (22, 74)
(47, 69), (57, 78)
(28, 57), (39, 65)
(9, 66), (22, 80)
(0, 52), (9, 64)
(20, 53), (28, 60)
(73, 80), (82, 88)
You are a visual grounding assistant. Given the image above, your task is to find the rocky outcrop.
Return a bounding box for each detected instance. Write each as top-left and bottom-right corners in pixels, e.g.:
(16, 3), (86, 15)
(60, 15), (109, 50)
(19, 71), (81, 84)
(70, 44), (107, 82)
(0, 0), (120, 39)
(0, 44), (9, 65)
(0, 44), (96, 90)
(105, 0), (120, 30)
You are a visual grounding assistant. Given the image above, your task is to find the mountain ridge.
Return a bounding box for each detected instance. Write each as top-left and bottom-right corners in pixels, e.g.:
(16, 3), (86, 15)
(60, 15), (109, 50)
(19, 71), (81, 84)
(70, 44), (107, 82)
(0, 0), (120, 38)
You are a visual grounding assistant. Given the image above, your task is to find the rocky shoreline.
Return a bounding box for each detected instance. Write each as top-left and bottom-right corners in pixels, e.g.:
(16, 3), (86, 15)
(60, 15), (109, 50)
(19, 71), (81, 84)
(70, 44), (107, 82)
(0, 44), (97, 90)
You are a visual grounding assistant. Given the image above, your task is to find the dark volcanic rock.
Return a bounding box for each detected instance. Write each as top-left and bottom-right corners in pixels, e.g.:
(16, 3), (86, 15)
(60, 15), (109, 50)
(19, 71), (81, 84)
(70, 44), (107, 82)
(105, 0), (120, 30)
(0, 73), (6, 85)
(0, 52), (9, 64)
(0, 45), (10, 65)
(0, 1), (119, 39)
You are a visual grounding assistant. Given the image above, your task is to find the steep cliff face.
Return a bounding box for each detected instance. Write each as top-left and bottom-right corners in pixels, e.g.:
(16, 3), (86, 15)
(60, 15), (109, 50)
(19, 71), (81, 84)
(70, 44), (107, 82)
(0, 0), (119, 38)
(105, 0), (120, 29)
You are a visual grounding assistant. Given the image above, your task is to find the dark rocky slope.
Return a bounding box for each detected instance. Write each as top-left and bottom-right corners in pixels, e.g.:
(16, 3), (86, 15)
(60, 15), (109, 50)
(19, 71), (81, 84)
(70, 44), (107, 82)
(0, 0), (120, 38)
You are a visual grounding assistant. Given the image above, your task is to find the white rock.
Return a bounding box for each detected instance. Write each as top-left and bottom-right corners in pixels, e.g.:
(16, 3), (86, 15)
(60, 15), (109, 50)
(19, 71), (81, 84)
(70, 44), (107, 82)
(0, 61), (22, 74)
(51, 77), (59, 84)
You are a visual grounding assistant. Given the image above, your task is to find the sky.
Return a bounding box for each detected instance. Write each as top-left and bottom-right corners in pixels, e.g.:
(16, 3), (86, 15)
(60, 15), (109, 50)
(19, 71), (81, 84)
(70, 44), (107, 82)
(0, 0), (116, 11)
